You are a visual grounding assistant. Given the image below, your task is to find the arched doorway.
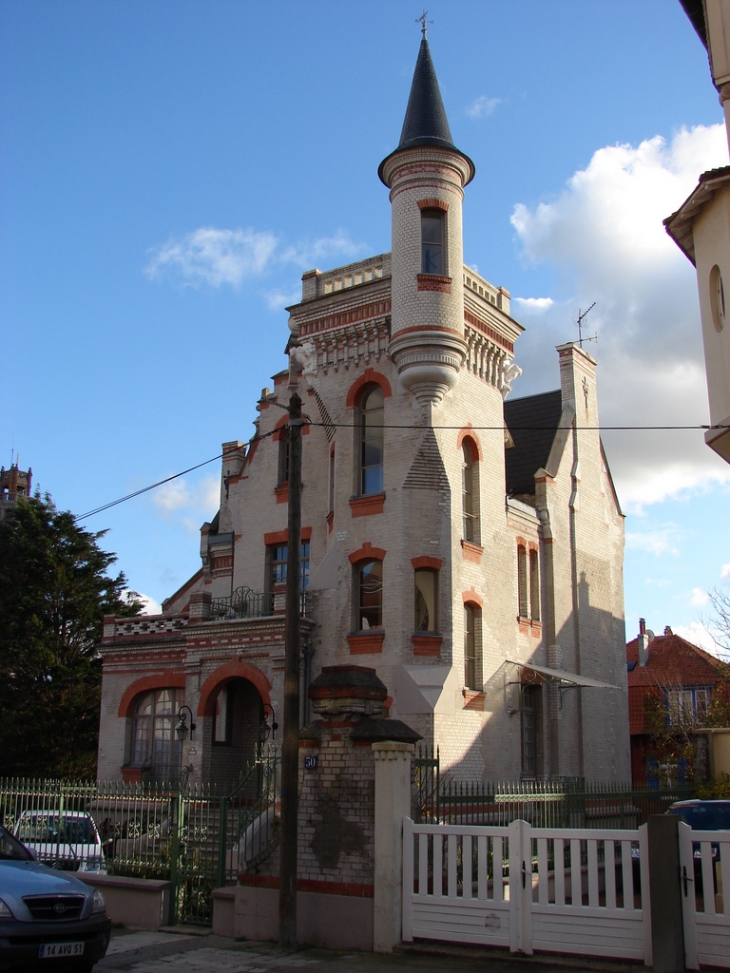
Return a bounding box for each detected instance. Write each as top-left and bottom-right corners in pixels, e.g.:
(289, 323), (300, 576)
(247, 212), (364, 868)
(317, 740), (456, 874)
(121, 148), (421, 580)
(198, 662), (272, 790)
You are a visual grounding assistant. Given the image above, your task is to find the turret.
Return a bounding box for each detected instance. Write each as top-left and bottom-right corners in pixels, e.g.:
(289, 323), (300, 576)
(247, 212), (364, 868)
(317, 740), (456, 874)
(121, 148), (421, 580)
(379, 32), (475, 406)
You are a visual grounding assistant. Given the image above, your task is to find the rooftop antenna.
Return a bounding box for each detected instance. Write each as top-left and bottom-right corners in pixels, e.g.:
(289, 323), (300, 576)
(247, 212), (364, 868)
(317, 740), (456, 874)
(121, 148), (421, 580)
(417, 10), (433, 37)
(576, 302), (597, 348)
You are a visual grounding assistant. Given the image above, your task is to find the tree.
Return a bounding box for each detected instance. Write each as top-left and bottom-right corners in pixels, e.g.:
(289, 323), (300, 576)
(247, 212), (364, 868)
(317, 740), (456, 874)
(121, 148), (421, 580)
(0, 494), (141, 778)
(709, 587), (730, 657)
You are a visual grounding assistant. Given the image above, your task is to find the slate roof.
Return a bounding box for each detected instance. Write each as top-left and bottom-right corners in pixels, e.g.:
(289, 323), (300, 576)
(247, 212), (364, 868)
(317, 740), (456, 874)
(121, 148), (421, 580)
(626, 632), (728, 734)
(504, 390), (563, 496)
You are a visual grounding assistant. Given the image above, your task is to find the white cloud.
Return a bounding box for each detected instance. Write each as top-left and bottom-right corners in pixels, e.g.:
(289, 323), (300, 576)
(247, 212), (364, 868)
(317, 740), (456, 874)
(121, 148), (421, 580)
(625, 525), (684, 556)
(152, 474), (219, 532)
(145, 226), (365, 291)
(690, 587), (710, 607)
(121, 589), (162, 616)
(674, 621), (728, 658)
(510, 124), (730, 509)
(721, 563), (730, 580)
(644, 577), (672, 588)
(145, 227), (278, 287)
(513, 296), (554, 313)
(263, 288), (302, 312)
(466, 95), (500, 119)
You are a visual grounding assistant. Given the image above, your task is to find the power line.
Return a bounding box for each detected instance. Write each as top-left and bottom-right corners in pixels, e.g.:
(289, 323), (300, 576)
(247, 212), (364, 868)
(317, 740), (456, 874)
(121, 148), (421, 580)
(75, 420), (728, 520)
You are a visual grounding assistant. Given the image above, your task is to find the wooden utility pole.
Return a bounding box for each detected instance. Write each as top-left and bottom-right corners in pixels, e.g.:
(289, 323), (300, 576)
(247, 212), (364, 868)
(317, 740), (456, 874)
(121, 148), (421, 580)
(279, 392), (302, 948)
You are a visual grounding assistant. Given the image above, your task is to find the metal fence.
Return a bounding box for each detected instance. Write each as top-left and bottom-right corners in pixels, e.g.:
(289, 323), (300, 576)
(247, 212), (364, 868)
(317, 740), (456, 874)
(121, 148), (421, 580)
(0, 747), (279, 926)
(413, 746), (694, 828)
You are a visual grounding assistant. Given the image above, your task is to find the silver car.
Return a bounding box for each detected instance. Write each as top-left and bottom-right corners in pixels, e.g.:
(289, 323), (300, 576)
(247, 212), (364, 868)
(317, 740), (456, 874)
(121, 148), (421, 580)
(0, 823), (111, 971)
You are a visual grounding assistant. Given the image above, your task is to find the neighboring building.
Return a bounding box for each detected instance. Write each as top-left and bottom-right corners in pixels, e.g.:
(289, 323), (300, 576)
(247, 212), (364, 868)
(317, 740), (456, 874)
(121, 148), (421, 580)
(627, 619), (730, 783)
(664, 0), (730, 463)
(97, 35), (630, 787)
(0, 463), (32, 521)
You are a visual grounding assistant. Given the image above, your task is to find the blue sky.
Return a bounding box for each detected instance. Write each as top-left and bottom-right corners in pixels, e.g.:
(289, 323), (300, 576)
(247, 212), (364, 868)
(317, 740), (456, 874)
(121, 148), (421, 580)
(3, 0), (730, 651)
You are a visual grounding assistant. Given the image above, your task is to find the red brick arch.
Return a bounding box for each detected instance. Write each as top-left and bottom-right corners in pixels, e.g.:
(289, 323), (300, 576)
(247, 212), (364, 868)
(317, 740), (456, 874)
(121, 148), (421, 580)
(457, 427), (483, 461)
(197, 661), (272, 718)
(462, 588), (484, 608)
(118, 672), (186, 718)
(345, 369), (392, 408)
(349, 542), (387, 565)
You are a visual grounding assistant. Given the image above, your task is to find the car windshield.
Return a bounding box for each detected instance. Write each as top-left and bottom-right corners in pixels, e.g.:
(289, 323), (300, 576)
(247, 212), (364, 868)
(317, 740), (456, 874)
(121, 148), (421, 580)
(16, 815), (94, 843)
(668, 803), (730, 830)
(0, 824), (33, 861)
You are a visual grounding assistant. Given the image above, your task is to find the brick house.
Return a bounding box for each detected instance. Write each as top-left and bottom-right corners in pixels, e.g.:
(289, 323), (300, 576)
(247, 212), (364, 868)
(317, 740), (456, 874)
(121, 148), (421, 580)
(97, 35), (630, 787)
(627, 619), (730, 783)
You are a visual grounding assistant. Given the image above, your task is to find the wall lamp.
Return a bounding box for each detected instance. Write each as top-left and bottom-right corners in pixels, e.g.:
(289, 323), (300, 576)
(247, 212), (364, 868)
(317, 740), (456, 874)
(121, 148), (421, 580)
(259, 702), (278, 743)
(176, 705), (197, 742)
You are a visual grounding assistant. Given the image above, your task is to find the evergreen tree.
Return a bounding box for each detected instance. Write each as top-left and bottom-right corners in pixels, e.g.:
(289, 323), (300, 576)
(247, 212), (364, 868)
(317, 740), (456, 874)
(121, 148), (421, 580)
(0, 494), (141, 778)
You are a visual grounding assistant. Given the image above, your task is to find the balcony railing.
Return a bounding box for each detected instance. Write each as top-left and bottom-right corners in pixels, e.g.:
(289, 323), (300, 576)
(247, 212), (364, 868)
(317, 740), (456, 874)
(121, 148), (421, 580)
(210, 586), (311, 620)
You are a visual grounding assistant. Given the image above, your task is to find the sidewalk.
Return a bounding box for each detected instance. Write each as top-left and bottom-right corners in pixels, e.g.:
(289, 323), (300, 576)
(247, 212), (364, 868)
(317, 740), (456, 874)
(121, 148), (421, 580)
(96, 928), (648, 973)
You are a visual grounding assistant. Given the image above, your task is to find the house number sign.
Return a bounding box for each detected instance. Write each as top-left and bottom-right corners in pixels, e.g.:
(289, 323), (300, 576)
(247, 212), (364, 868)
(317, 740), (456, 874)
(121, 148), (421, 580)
(303, 755), (318, 770)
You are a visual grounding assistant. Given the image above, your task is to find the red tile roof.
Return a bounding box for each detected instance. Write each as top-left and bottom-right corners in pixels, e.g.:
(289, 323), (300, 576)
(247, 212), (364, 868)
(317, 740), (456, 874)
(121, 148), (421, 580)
(626, 633), (728, 734)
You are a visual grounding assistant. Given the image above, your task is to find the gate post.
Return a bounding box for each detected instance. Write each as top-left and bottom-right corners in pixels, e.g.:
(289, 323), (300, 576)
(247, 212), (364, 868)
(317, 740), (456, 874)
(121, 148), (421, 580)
(373, 741), (414, 953)
(647, 814), (686, 973)
(678, 821), (699, 971)
(508, 819), (533, 955)
(168, 789), (182, 926)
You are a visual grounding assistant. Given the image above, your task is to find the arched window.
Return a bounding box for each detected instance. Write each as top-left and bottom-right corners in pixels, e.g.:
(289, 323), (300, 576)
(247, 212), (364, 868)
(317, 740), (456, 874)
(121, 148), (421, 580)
(462, 439), (480, 544)
(359, 385), (384, 495)
(357, 559), (383, 630)
(131, 688), (183, 777)
(414, 569), (437, 632)
(464, 603), (482, 690)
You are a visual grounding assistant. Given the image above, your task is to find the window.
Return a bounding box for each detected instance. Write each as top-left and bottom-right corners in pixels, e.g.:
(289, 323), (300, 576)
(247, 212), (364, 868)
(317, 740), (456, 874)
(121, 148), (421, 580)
(357, 559), (383, 630)
(268, 540), (310, 591)
(517, 546), (528, 618)
(132, 688), (183, 776)
(668, 688), (709, 726)
(213, 685), (231, 744)
(521, 685), (539, 777)
(464, 603), (482, 690)
(359, 385), (384, 495)
(328, 447), (335, 520)
(461, 440), (480, 543)
(529, 550), (540, 622)
(414, 569), (437, 632)
(421, 210), (444, 275)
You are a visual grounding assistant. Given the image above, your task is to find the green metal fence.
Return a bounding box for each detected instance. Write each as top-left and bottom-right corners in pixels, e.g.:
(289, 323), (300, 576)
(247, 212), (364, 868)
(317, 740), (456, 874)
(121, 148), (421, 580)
(0, 747), (279, 926)
(414, 746), (694, 828)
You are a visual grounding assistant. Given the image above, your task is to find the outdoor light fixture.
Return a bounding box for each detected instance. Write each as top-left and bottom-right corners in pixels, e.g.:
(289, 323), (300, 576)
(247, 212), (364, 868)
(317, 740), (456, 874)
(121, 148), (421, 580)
(258, 702), (278, 743)
(176, 705), (196, 742)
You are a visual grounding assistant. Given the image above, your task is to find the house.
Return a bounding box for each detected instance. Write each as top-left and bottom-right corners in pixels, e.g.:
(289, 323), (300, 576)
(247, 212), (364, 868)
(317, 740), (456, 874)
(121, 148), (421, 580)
(96, 34), (630, 787)
(627, 619), (730, 783)
(0, 463), (32, 521)
(664, 0), (730, 463)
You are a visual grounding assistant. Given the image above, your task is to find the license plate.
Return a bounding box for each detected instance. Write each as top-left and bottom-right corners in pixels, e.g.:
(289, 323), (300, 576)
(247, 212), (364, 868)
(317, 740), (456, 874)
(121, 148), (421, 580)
(38, 941), (85, 958)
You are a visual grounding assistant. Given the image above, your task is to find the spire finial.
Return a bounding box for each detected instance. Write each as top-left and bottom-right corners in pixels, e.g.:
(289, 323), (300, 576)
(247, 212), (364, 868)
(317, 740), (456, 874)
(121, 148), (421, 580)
(416, 10), (432, 38)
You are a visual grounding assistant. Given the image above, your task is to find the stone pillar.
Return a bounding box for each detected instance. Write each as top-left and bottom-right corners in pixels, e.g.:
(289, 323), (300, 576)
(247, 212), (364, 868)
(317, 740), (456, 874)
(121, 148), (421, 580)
(373, 741), (414, 953)
(189, 591), (211, 621)
(648, 814), (686, 973)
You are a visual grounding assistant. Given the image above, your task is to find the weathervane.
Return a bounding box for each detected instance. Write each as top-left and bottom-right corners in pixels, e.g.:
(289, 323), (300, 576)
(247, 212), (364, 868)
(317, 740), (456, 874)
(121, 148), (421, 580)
(576, 302), (597, 348)
(416, 10), (433, 37)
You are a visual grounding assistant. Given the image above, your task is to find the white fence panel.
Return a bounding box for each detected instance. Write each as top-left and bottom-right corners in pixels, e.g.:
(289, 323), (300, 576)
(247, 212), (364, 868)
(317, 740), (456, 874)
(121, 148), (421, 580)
(403, 817), (649, 963)
(679, 823), (730, 970)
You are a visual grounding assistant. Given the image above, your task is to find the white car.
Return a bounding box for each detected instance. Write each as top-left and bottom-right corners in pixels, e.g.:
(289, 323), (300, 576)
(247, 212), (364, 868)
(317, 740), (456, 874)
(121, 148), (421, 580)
(13, 811), (106, 874)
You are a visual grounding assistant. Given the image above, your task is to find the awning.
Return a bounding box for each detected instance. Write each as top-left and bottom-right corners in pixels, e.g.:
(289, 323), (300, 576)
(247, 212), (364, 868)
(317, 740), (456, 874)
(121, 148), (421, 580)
(505, 660), (619, 690)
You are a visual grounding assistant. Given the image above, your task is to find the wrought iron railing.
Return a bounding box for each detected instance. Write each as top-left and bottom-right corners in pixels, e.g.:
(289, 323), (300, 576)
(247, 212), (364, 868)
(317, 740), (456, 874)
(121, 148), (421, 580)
(0, 747), (280, 927)
(413, 745), (694, 828)
(210, 586), (311, 620)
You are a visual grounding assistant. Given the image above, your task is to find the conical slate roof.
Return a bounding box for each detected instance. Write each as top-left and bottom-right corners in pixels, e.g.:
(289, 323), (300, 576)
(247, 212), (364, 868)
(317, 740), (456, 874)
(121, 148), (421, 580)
(398, 37), (456, 150)
(378, 37), (474, 186)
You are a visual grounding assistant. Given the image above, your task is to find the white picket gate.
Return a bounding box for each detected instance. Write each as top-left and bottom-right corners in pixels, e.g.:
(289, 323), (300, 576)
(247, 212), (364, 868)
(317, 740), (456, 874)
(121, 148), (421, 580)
(679, 822), (730, 970)
(402, 817), (652, 963)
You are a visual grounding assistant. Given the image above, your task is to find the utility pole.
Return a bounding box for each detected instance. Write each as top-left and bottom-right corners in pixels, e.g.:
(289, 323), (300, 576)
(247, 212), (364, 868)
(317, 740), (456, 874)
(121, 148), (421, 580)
(279, 392), (302, 948)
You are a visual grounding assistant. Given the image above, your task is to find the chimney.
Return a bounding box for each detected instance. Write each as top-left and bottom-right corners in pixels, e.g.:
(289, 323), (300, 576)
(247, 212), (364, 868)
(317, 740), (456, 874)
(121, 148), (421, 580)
(638, 617), (649, 667)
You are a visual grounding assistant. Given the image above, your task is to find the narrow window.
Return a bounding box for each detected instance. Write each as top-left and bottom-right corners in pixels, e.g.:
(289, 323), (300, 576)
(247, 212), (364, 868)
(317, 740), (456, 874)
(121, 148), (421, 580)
(278, 434), (290, 485)
(414, 569), (437, 632)
(462, 441), (480, 543)
(517, 545), (528, 618)
(529, 549), (540, 622)
(357, 559), (383, 630)
(464, 603), (482, 690)
(521, 685), (538, 777)
(421, 210), (444, 275)
(213, 686), (231, 744)
(360, 386), (384, 495)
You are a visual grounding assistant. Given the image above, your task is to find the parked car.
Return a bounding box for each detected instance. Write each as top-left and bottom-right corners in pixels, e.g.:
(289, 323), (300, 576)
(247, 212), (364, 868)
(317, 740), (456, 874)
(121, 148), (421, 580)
(666, 799), (730, 898)
(12, 812), (106, 874)
(0, 822), (111, 971)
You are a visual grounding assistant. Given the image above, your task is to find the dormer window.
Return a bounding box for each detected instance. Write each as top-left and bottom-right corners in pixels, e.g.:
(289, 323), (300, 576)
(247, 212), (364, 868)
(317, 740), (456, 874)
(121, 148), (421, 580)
(421, 210), (444, 275)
